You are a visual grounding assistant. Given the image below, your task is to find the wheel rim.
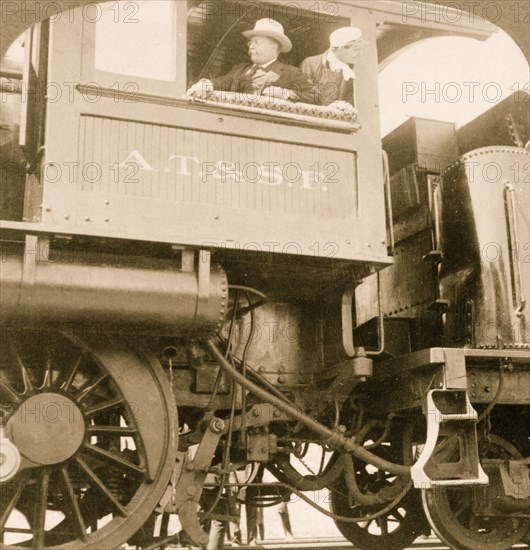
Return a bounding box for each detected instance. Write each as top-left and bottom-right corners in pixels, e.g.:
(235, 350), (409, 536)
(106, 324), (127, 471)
(422, 434), (530, 550)
(330, 443), (425, 550)
(0, 330), (177, 549)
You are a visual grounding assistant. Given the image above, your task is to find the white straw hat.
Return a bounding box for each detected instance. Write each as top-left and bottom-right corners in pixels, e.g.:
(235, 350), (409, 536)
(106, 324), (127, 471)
(243, 19), (292, 53)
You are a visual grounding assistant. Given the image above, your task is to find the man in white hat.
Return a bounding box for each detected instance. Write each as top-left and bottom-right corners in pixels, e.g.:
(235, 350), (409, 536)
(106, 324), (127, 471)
(300, 27), (365, 108)
(186, 19), (317, 104)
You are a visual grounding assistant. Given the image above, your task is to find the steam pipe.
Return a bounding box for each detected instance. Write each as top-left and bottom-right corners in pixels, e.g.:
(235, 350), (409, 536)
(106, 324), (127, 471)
(271, 455), (344, 491)
(206, 340), (411, 477)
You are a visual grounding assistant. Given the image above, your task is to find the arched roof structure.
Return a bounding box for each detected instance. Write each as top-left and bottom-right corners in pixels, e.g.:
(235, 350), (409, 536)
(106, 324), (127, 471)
(1, 0), (529, 61)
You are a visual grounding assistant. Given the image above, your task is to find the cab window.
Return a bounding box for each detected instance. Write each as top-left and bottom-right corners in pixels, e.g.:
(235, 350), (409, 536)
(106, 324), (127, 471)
(95, 0), (177, 82)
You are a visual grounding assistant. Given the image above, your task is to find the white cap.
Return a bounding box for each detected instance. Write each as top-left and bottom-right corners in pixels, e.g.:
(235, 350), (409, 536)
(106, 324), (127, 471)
(329, 27), (363, 48)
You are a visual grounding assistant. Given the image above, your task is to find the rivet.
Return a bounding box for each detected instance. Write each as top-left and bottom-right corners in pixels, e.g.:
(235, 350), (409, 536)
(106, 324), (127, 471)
(64, 215), (69, 220)
(84, 217), (90, 222)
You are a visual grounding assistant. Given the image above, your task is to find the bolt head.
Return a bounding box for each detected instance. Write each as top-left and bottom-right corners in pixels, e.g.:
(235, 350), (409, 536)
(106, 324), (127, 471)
(210, 418), (225, 433)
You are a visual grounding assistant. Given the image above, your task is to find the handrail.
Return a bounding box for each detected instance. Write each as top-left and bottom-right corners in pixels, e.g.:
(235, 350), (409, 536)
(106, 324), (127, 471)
(428, 174), (442, 253)
(382, 150), (395, 255)
(504, 182), (526, 317)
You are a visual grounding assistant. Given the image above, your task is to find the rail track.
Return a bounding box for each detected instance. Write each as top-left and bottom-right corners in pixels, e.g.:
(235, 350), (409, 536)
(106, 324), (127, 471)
(133, 535), (451, 549)
(134, 534), (530, 550)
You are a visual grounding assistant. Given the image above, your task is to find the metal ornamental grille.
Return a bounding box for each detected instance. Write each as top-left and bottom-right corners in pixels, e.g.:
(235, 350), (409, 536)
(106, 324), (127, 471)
(78, 115), (357, 220)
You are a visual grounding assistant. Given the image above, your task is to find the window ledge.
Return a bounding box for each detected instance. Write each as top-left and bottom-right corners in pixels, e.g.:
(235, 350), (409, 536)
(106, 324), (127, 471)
(76, 84), (361, 132)
(198, 91), (361, 132)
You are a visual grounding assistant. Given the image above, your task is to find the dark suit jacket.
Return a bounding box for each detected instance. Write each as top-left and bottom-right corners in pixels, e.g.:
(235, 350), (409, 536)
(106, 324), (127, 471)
(300, 53), (354, 106)
(211, 60), (319, 104)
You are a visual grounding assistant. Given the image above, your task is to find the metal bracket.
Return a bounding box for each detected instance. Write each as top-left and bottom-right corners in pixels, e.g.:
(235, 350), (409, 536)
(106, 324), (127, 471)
(411, 389), (488, 489)
(165, 417), (224, 546)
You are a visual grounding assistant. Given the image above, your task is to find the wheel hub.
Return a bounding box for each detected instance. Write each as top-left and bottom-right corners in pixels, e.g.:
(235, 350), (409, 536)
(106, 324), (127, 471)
(0, 434), (21, 482)
(8, 392), (86, 465)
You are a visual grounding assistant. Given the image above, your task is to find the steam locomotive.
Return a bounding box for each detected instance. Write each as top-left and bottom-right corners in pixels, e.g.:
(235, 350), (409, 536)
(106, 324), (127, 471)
(0, 1), (528, 549)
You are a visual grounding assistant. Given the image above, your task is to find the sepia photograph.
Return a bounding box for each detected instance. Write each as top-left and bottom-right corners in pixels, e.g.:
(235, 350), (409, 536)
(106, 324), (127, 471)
(0, 1), (528, 549)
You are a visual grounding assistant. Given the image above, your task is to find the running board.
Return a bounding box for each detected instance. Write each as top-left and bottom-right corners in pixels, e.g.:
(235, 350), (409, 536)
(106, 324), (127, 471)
(411, 389), (489, 488)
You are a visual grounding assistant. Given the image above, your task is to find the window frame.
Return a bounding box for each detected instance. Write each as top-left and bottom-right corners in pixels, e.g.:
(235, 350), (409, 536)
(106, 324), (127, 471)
(81, 0), (187, 98)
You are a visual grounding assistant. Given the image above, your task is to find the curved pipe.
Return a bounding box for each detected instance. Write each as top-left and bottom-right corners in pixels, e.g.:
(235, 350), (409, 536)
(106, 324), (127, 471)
(206, 340), (411, 477)
(270, 454), (344, 492)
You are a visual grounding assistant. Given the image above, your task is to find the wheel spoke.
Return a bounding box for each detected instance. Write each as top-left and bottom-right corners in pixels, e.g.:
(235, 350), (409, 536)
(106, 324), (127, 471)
(378, 517), (389, 535)
(59, 465), (88, 542)
(42, 352), (53, 389)
(454, 501), (469, 519)
(361, 519), (373, 531)
(63, 353), (85, 392)
(33, 468), (50, 549)
(84, 397), (124, 417)
(75, 456), (129, 517)
(0, 378), (21, 404)
(10, 344), (35, 396)
(82, 443), (145, 476)
(76, 373), (109, 403)
(0, 478), (27, 532)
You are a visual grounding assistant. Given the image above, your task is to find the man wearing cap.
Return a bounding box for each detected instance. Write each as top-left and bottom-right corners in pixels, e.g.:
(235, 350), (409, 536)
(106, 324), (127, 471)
(300, 27), (365, 108)
(186, 19), (317, 104)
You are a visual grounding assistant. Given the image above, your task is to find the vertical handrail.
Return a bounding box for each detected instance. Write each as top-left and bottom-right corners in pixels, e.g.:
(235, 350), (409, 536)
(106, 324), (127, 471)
(382, 151), (395, 255)
(428, 174), (442, 253)
(504, 182), (526, 317)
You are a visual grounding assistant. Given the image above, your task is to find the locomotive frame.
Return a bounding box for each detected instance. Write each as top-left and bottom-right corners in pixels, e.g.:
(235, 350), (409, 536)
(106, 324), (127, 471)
(0, 1), (529, 549)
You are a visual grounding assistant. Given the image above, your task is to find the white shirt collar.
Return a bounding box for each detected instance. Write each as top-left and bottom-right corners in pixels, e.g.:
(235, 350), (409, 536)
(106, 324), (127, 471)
(325, 50), (356, 81)
(256, 58), (278, 70)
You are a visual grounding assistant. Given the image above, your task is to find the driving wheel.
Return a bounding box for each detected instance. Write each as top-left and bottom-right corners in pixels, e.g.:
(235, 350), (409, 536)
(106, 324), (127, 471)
(0, 330), (177, 549)
(422, 434), (530, 550)
(329, 441), (426, 550)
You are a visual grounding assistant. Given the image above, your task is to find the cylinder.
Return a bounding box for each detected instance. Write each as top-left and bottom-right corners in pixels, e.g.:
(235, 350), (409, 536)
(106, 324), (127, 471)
(0, 241), (227, 335)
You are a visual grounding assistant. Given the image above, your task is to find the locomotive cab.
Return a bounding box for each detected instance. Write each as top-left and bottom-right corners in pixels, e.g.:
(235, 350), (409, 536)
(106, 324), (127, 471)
(1, 3), (529, 550)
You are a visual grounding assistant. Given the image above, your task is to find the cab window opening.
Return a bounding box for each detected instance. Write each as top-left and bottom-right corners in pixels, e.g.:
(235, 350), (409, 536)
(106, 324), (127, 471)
(94, 0), (177, 82)
(186, 0), (348, 88)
